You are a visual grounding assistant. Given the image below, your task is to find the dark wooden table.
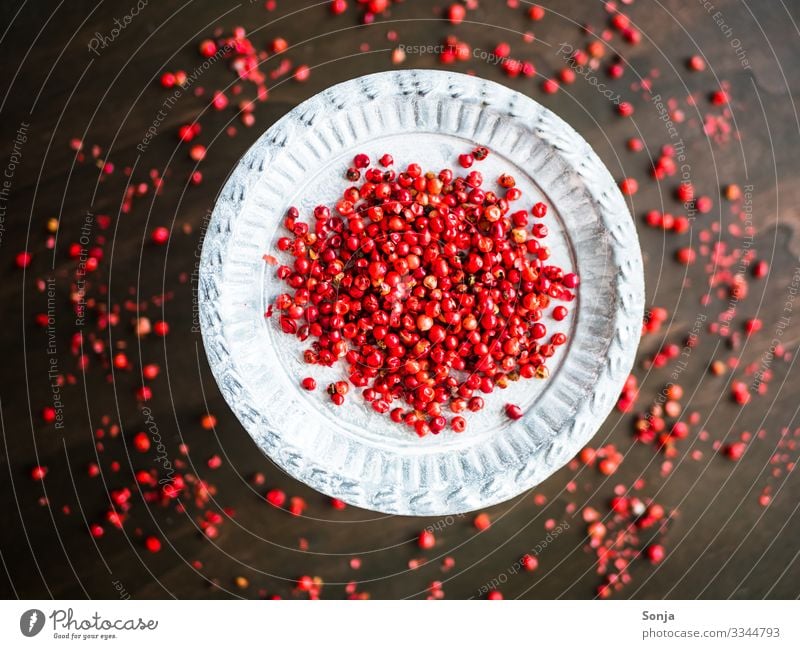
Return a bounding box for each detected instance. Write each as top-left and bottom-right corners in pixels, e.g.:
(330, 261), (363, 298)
(1, 0), (798, 599)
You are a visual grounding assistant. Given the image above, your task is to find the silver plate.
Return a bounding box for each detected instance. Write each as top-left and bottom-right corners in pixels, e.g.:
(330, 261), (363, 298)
(199, 70), (644, 516)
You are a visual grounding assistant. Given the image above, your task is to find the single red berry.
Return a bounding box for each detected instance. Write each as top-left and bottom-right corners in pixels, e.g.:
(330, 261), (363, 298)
(725, 184), (742, 201)
(724, 441), (746, 460)
(528, 5), (544, 20)
(676, 182), (694, 203)
(145, 536), (162, 553)
(133, 432), (150, 453)
(15, 251), (32, 268)
(151, 227), (169, 245)
(198, 39), (217, 57)
(418, 529), (436, 549)
(619, 178), (638, 196)
(695, 195), (712, 213)
(744, 318), (762, 334)
(473, 513), (491, 530)
(541, 78), (559, 94)
(447, 3), (466, 25)
(266, 489), (287, 507)
(627, 137), (644, 152)
(294, 65), (311, 82)
(189, 144), (206, 161)
(330, 0), (348, 15)
(710, 89), (728, 105)
(687, 55), (705, 71)
(675, 247), (696, 265)
(646, 544), (665, 564)
(531, 202), (547, 218)
(617, 101), (634, 117)
(608, 63), (624, 79)
(143, 363), (160, 380)
(505, 404), (524, 420)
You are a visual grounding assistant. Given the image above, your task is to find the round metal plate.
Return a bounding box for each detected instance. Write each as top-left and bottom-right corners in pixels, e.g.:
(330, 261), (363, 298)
(199, 69), (644, 516)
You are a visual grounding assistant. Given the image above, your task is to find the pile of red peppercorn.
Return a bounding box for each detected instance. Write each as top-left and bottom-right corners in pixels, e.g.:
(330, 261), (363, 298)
(271, 148), (578, 436)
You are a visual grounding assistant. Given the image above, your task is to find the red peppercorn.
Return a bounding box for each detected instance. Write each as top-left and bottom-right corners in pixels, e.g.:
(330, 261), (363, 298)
(617, 101), (634, 117)
(145, 536), (162, 553)
(528, 5), (544, 20)
(266, 489), (286, 507)
(627, 137), (644, 152)
(133, 432), (150, 453)
(752, 260), (768, 279)
(725, 184), (742, 201)
(521, 554), (538, 571)
(541, 78), (559, 94)
(473, 513), (491, 530)
(619, 178), (638, 195)
(710, 89), (728, 105)
(418, 529), (435, 549)
(676, 182), (694, 203)
(151, 226), (169, 245)
(153, 321), (169, 336)
(16, 251), (32, 268)
(645, 544), (665, 564)
(687, 55), (705, 71)
(458, 153), (474, 168)
(531, 201), (547, 218)
(505, 404), (523, 420)
(294, 65), (311, 82)
(143, 363), (160, 380)
(695, 196), (712, 213)
(198, 39), (217, 57)
(724, 441), (746, 461)
(675, 247), (696, 265)
(744, 318), (762, 335)
(189, 144), (206, 161)
(330, 0), (348, 15)
(447, 3), (466, 24)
